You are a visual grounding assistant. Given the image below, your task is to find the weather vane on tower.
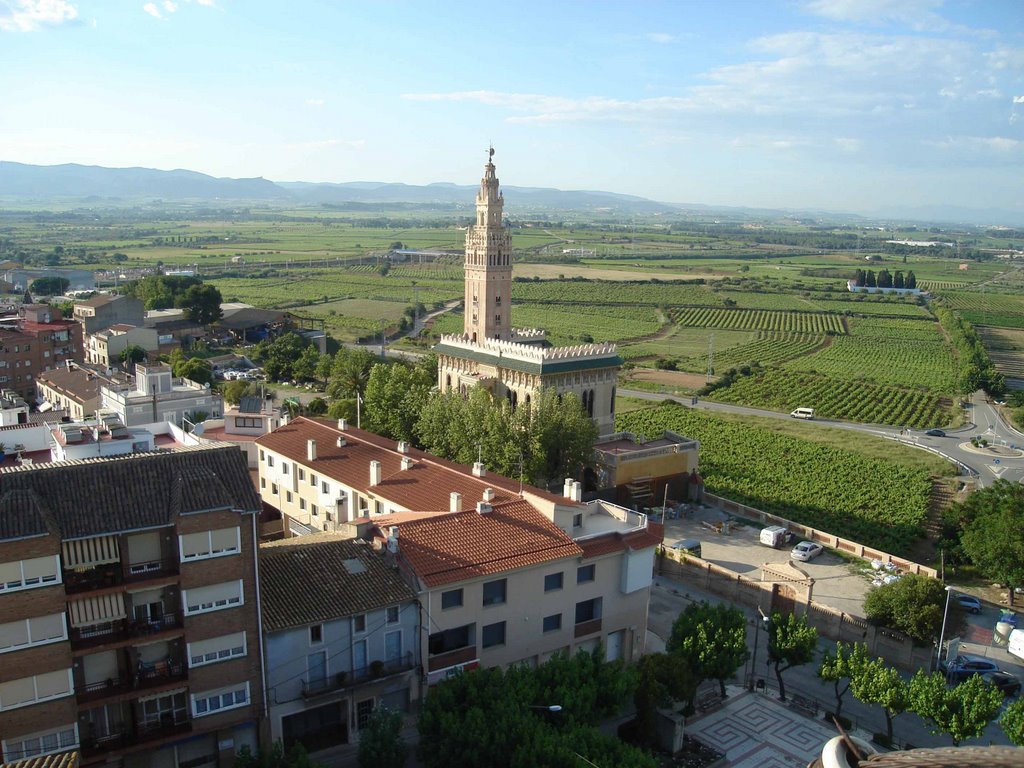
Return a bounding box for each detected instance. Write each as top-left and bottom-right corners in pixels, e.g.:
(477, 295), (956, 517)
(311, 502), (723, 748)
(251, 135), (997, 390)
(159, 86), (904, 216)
(488, 145), (494, 162)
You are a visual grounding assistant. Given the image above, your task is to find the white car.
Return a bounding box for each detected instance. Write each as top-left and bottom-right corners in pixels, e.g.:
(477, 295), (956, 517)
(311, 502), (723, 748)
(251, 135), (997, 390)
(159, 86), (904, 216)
(791, 541), (824, 561)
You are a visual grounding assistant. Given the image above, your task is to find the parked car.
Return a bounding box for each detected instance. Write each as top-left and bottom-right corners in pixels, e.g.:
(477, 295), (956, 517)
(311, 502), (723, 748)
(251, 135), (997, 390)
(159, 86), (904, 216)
(791, 541), (824, 562)
(942, 655), (1000, 683)
(957, 594), (982, 614)
(925, 429), (946, 437)
(980, 671), (1021, 697)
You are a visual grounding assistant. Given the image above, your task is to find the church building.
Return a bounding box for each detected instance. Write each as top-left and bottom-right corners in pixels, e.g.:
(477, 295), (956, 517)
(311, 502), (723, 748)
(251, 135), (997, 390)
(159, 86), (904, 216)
(435, 150), (622, 436)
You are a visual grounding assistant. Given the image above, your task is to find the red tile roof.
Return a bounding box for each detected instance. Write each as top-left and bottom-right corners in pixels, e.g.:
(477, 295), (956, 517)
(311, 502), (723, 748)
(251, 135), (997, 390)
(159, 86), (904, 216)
(578, 521), (665, 559)
(394, 498), (582, 587)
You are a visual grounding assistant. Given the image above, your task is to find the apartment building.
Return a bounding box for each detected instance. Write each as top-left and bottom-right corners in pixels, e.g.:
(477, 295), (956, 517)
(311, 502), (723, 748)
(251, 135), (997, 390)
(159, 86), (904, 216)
(259, 535), (418, 753)
(255, 417), (662, 682)
(73, 296), (144, 336)
(0, 305), (83, 401)
(0, 445), (263, 768)
(36, 365), (125, 422)
(85, 326), (160, 368)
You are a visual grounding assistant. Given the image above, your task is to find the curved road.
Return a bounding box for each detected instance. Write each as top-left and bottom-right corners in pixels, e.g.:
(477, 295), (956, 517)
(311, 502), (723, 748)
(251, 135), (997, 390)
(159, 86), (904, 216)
(620, 388), (1024, 487)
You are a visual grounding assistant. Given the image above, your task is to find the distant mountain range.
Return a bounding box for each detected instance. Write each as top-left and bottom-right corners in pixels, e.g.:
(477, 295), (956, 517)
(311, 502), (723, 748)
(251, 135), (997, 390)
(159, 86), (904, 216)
(0, 161), (673, 214)
(2, 161), (1021, 226)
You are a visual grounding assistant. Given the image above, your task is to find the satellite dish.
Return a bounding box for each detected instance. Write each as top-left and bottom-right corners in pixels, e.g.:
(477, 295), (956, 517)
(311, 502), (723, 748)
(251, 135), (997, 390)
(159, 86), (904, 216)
(191, 423), (205, 436)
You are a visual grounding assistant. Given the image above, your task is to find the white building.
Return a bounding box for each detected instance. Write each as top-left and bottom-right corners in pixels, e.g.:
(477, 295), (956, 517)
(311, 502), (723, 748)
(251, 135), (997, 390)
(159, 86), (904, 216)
(99, 362), (222, 428)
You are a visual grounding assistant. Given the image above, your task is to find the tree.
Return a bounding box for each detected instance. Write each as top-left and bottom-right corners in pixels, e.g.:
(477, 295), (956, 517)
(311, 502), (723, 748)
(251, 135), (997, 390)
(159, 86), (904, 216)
(261, 333), (312, 382)
(893, 271), (905, 289)
(633, 653), (696, 749)
(234, 741), (323, 768)
(292, 345), (324, 384)
(119, 344), (147, 370)
(363, 360), (434, 442)
(29, 276), (70, 295)
(865, 270), (877, 288)
(908, 670), (1003, 745)
(327, 347), (377, 401)
(863, 573), (959, 644)
(817, 642), (868, 721)
(126, 274), (202, 310)
(306, 397), (328, 416)
(222, 379), (273, 405)
(527, 389), (599, 486)
(173, 357), (213, 386)
(667, 601), (748, 698)
(176, 283), (223, 325)
(848, 654), (908, 744)
(1001, 696), (1024, 746)
(766, 612), (818, 701)
(947, 480), (1024, 606)
(906, 270), (917, 289)
(358, 706), (407, 768)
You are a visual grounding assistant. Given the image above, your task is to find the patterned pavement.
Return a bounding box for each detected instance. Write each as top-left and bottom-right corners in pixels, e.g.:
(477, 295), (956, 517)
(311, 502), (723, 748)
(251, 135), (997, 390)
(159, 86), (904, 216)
(685, 689), (838, 767)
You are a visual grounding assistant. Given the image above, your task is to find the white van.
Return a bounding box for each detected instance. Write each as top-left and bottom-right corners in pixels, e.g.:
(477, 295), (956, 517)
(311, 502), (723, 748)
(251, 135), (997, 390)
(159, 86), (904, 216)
(1009, 628), (1024, 661)
(790, 407), (815, 420)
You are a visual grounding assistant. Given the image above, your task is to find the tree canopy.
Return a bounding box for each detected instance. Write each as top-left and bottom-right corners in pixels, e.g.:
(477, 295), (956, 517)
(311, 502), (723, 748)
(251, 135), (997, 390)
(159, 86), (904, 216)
(173, 356), (213, 386)
(766, 612), (818, 701)
(176, 283), (223, 325)
(849, 654), (909, 744)
(357, 706), (407, 768)
(863, 573), (959, 645)
(667, 601), (748, 699)
(908, 670), (1003, 745)
(126, 274), (203, 310)
(29, 275), (69, 295)
(817, 642), (868, 720)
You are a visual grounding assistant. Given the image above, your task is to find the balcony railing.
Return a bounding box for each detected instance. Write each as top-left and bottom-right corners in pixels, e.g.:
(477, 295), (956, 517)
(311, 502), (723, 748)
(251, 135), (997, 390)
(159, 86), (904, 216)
(574, 618), (602, 639)
(301, 652), (416, 697)
(124, 558), (179, 583)
(64, 559), (178, 595)
(77, 661), (187, 705)
(427, 645), (477, 673)
(82, 717), (191, 757)
(70, 612), (184, 650)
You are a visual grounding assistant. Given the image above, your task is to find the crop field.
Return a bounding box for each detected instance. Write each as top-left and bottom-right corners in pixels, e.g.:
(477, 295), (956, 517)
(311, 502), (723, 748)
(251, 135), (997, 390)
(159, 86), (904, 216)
(845, 316), (946, 341)
(687, 331), (827, 371)
(714, 291), (830, 311)
(802, 297), (933, 317)
(670, 307), (846, 335)
(619, 327), (751, 362)
(976, 327), (1024, 383)
(943, 291), (1024, 328)
(707, 369), (952, 428)
(919, 280), (969, 291)
(617, 405), (933, 553)
(510, 280), (721, 307)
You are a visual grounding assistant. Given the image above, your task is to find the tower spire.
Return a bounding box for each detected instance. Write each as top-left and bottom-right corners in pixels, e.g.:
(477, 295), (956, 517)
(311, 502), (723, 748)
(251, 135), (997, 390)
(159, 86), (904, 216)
(463, 147), (512, 342)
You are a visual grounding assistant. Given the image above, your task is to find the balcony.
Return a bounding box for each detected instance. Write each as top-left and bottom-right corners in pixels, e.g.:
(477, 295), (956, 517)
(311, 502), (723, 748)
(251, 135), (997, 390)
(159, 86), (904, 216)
(64, 559), (178, 595)
(81, 717), (191, 758)
(124, 558), (179, 584)
(70, 612), (184, 651)
(77, 661), (188, 706)
(427, 645), (477, 673)
(574, 618), (602, 639)
(301, 652), (416, 698)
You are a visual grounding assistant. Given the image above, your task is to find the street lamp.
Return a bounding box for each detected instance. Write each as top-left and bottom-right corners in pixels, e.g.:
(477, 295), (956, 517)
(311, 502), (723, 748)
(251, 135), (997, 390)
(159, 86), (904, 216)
(529, 704), (562, 712)
(748, 609), (771, 691)
(935, 585), (955, 674)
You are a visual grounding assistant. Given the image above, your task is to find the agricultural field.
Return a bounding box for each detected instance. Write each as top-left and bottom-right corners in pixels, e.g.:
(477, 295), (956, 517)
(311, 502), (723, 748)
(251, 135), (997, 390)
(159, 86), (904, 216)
(705, 368), (953, 428)
(617, 404), (936, 554)
(976, 327), (1024, 386)
(619, 327), (752, 362)
(943, 290), (1024, 329)
(679, 331), (827, 371)
(510, 280), (721, 307)
(669, 306), (846, 335)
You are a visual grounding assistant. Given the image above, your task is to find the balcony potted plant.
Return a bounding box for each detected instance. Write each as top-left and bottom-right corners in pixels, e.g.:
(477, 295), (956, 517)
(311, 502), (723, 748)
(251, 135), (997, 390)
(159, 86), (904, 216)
(369, 659), (385, 678)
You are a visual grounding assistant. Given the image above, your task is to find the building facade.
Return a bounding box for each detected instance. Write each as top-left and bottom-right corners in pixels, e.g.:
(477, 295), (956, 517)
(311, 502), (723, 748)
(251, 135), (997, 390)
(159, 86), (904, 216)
(0, 445), (263, 768)
(259, 535), (418, 754)
(434, 150), (621, 436)
(85, 326), (160, 368)
(73, 296), (145, 336)
(99, 363), (222, 428)
(37, 365), (125, 422)
(0, 306), (83, 401)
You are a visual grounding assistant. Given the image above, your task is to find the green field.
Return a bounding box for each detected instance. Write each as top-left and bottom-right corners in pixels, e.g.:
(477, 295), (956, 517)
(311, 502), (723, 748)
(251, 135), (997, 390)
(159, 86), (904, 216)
(618, 404), (936, 554)
(670, 306), (846, 335)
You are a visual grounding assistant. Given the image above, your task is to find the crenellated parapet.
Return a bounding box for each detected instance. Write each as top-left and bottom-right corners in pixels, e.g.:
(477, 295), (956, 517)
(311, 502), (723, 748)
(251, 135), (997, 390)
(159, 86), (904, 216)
(438, 333), (619, 364)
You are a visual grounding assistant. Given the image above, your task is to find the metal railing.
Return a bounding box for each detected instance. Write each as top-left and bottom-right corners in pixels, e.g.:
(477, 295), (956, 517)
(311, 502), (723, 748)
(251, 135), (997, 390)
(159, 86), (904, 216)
(302, 652), (415, 697)
(70, 611), (184, 649)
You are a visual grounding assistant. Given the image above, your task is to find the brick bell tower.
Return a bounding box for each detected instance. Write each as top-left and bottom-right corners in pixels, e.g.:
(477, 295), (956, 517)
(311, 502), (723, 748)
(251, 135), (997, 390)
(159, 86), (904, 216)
(463, 146), (513, 342)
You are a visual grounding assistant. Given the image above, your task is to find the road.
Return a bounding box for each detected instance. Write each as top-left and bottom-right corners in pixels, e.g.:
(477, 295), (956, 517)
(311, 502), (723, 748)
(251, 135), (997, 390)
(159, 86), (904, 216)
(621, 387), (1024, 487)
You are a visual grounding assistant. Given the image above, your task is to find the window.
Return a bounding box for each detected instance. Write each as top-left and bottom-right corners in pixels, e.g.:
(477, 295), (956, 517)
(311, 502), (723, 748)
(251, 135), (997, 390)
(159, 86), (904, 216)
(299, 498), (306, 511)
(311, 505), (319, 517)
(282, 462), (289, 475)
(192, 683), (249, 718)
(183, 580), (244, 616)
(321, 481), (329, 494)
(2, 724), (77, 763)
(481, 621), (506, 649)
(0, 556), (60, 593)
(298, 468), (305, 481)
(0, 669), (73, 712)
(575, 597), (602, 624)
(428, 624), (474, 656)
(267, 455), (274, 468)
(0, 613), (66, 654)
(286, 491), (293, 503)
(310, 473), (317, 487)
(374, 500), (383, 515)
(384, 630), (402, 662)
(543, 572), (563, 592)
(386, 605), (400, 624)
(441, 588), (463, 609)
(271, 483), (278, 495)
(235, 417), (261, 429)
(353, 614), (366, 633)
(356, 698), (375, 730)
(187, 632), (247, 668)
(309, 624), (323, 644)
(259, 449), (265, 462)
(179, 528), (240, 562)
(572, 513), (583, 529)
(577, 564), (595, 584)
(482, 578), (506, 607)
(543, 614), (562, 633)
(260, 477), (266, 489)
(143, 691), (187, 728)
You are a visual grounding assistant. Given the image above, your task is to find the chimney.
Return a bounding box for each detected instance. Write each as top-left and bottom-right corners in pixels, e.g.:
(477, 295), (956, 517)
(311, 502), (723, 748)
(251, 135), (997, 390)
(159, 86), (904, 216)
(336, 436), (346, 448)
(571, 481), (582, 502)
(370, 460), (382, 486)
(401, 456), (414, 471)
(472, 462), (486, 477)
(476, 501), (493, 515)
(563, 478), (574, 498)
(337, 418), (347, 430)
(397, 440), (410, 454)
(307, 439), (317, 462)
(483, 487), (495, 503)
(449, 492), (462, 513)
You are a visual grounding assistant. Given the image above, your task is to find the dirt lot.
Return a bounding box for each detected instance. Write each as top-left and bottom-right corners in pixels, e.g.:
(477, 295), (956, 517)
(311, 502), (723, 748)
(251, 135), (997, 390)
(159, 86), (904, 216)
(660, 503), (872, 618)
(628, 369), (711, 390)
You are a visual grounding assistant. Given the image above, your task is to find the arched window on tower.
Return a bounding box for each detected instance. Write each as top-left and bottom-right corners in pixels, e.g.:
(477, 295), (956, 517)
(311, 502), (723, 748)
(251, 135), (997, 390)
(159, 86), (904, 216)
(446, 374), (452, 390)
(512, 391), (518, 409)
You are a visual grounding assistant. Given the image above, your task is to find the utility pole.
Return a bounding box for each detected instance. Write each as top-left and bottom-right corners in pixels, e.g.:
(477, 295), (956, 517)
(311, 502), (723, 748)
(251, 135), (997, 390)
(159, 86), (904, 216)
(706, 333), (715, 383)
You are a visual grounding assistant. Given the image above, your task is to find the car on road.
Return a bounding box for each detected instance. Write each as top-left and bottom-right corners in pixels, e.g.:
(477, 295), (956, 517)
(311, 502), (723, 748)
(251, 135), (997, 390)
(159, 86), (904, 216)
(942, 655), (1001, 684)
(957, 594), (983, 614)
(925, 428), (946, 437)
(791, 541), (824, 561)
(981, 671), (1022, 697)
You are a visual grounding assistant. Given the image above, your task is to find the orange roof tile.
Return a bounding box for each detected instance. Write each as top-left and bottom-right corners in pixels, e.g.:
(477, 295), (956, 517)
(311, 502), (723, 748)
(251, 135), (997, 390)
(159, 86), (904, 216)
(395, 498), (582, 587)
(578, 521), (664, 559)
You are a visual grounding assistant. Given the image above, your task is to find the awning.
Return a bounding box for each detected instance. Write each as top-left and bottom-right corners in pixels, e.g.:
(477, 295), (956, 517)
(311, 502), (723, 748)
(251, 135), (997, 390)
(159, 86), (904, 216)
(62, 536), (121, 569)
(138, 687), (186, 703)
(69, 593), (127, 627)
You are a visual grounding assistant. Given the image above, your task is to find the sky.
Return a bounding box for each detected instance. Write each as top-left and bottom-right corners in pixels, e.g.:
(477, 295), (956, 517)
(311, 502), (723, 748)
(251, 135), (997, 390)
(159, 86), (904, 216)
(1, 0), (1022, 216)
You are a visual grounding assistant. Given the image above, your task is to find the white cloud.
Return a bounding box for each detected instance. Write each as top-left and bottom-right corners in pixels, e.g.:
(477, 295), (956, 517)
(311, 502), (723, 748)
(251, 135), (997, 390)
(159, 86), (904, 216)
(163, 0), (177, 11)
(142, 2), (161, 18)
(0, 0), (78, 32)
(305, 98), (325, 107)
(1014, 96), (1024, 104)
(646, 32), (675, 44)
(834, 137), (863, 152)
(804, 0), (943, 25)
(194, 0), (215, 5)
(925, 136), (1021, 153)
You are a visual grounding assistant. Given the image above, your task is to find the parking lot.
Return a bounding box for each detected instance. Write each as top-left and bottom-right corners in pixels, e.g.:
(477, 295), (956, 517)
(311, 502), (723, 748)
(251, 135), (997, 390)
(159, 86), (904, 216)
(659, 503), (872, 618)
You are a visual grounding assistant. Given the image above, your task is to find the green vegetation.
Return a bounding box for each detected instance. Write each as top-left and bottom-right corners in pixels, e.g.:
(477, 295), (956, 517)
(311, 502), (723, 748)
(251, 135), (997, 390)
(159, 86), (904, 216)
(617, 404), (935, 553)
(1003, 697), (1024, 746)
(817, 643), (869, 721)
(357, 707), (408, 768)
(29, 275), (69, 295)
(863, 574), (961, 645)
(767, 612), (818, 702)
(671, 306), (845, 335)
(667, 602), (748, 699)
(849, 653), (909, 745)
(908, 671), (1004, 746)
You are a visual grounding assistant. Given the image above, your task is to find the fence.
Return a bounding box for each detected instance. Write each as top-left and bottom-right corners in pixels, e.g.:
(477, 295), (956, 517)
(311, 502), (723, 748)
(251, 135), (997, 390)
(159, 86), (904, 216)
(658, 551), (934, 674)
(702, 492), (938, 578)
